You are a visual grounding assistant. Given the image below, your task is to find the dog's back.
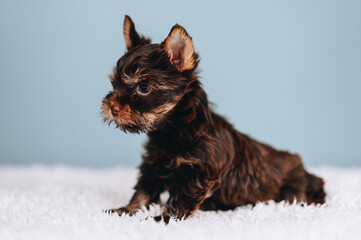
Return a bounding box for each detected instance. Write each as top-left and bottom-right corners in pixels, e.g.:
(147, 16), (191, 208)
(198, 112), (325, 209)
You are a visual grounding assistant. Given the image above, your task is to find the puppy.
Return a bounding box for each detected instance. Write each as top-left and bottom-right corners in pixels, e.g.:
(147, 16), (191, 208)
(102, 15), (325, 222)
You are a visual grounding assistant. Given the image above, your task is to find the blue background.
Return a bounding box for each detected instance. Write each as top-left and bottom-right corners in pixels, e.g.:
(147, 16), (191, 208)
(1, 0), (360, 168)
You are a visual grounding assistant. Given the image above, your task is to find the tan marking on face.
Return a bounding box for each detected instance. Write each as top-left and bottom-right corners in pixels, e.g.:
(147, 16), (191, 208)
(122, 72), (135, 84)
(102, 94), (140, 127)
(102, 93), (181, 131)
(121, 68), (146, 84)
(154, 102), (177, 115)
(117, 105), (135, 124)
(154, 84), (174, 91)
(144, 102), (178, 130)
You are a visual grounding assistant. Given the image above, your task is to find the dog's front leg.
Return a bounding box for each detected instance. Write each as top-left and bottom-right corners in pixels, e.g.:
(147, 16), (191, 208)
(108, 162), (164, 216)
(108, 190), (151, 216)
(155, 168), (213, 223)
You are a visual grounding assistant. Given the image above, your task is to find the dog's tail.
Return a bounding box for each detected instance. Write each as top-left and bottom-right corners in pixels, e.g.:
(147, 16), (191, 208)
(306, 172), (326, 204)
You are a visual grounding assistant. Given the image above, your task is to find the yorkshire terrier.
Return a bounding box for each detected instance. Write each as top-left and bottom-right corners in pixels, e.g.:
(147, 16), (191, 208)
(102, 15), (325, 223)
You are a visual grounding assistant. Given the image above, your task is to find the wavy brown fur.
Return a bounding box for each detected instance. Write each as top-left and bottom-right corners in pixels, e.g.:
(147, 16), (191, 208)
(102, 16), (325, 223)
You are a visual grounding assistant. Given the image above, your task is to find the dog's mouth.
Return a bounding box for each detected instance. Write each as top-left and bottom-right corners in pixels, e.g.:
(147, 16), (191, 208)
(102, 113), (148, 134)
(101, 101), (148, 134)
(101, 94), (178, 134)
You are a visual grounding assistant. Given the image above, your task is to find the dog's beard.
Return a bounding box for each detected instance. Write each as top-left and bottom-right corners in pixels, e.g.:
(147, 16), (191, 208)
(103, 116), (148, 134)
(102, 100), (177, 134)
(112, 122), (147, 134)
(102, 108), (148, 134)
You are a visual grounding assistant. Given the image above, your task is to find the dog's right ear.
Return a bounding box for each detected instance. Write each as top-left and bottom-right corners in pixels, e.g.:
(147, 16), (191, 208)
(163, 24), (195, 72)
(123, 15), (150, 50)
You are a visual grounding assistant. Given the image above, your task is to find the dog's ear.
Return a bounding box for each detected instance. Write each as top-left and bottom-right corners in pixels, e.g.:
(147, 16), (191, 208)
(123, 15), (150, 50)
(163, 24), (194, 72)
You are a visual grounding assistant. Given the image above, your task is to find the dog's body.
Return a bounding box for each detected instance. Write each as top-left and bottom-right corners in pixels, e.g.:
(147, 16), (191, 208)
(102, 16), (325, 222)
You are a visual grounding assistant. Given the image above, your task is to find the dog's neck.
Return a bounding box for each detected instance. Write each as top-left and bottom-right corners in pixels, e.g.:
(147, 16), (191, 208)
(147, 79), (215, 149)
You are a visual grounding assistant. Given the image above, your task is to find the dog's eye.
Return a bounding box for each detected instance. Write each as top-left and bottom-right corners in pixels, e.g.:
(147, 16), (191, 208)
(136, 83), (150, 95)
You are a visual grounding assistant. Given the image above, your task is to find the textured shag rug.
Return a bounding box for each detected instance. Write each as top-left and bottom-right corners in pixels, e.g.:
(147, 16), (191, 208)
(0, 166), (360, 240)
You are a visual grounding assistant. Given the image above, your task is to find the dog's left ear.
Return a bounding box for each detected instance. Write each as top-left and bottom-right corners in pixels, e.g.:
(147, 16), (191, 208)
(163, 24), (195, 72)
(123, 15), (150, 50)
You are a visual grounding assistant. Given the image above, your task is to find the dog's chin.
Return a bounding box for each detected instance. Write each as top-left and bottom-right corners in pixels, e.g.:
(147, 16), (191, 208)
(104, 119), (148, 134)
(102, 109), (148, 134)
(102, 106), (169, 134)
(116, 123), (147, 134)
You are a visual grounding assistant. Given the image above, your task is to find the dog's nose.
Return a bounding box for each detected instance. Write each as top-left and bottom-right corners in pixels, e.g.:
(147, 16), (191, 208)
(111, 104), (121, 116)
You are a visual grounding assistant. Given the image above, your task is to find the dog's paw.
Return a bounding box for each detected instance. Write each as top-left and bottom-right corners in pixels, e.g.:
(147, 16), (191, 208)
(104, 207), (135, 216)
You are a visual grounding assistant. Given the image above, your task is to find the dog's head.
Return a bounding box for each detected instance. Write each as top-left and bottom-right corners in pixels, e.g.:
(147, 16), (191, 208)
(102, 15), (199, 133)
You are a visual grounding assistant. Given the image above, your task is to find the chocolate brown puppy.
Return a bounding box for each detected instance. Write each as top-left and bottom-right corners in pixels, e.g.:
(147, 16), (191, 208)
(102, 15), (325, 222)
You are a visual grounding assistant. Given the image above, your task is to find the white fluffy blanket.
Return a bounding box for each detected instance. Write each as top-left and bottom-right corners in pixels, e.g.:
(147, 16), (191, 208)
(0, 166), (360, 240)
